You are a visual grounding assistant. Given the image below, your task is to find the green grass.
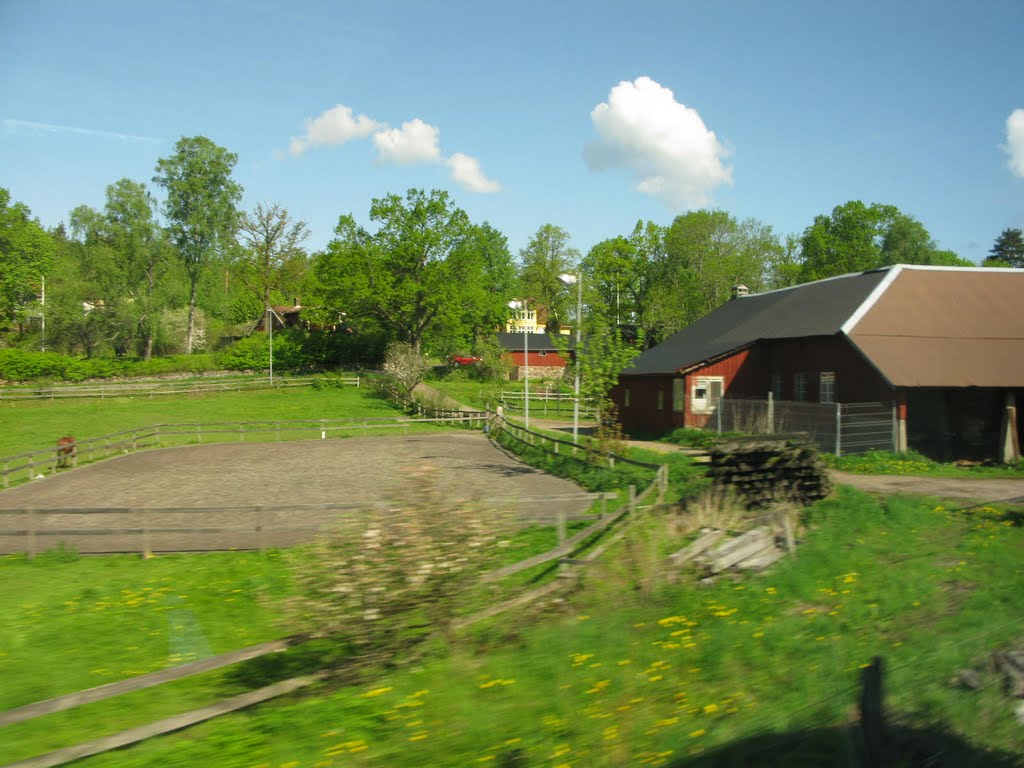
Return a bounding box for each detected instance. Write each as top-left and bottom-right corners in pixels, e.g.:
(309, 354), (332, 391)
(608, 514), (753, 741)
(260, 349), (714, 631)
(825, 450), (1024, 479)
(17, 488), (1018, 767)
(0, 385), (404, 458)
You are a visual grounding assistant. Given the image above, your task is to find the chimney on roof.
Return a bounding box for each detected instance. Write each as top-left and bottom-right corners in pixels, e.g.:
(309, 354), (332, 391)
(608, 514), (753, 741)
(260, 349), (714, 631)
(731, 284), (750, 300)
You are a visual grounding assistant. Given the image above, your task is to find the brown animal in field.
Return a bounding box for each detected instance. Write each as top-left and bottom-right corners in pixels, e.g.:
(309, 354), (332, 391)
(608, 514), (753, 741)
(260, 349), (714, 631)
(56, 436), (76, 468)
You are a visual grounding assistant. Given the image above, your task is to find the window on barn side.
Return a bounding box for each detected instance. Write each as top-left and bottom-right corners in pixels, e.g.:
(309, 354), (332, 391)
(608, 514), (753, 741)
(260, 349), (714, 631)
(672, 379), (685, 412)
(770, 372), (783, 401)
(691, 376), (724, 414)
(794, 372), (808, 402)
(819, 372), (836, 404)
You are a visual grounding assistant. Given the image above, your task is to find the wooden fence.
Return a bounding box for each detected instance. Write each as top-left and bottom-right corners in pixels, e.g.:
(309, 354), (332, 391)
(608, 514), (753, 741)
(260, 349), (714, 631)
(0, 413), (483, 490)
(0, 375), (359, 401)
(498, 390), (598, 420)
(0, 407), (670, 767)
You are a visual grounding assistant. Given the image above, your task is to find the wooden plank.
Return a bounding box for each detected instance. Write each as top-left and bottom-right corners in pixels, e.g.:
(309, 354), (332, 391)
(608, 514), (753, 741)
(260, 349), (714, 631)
(0, 638), (290, 727)
(707, 527), (774, 573)
(3, 673), (322, 768)
(668, 530), (725, 565)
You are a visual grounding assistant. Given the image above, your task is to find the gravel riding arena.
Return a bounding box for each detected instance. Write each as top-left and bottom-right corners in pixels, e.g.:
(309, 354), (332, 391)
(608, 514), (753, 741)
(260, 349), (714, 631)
(0, 434), (594, 554)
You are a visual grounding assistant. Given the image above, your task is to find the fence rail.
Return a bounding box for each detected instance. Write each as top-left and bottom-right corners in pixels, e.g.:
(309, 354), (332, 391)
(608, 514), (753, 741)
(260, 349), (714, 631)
(498, 390), (598, 419)
(703, 396), (895, 456)
(0, 375), (359, 401)
(0, 413), (484, 491)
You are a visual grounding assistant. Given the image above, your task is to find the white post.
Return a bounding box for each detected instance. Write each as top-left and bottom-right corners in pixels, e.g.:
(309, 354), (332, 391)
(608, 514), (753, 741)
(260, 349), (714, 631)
(524, 325), (529, 430)
(767, 391), (774, 434)
(573, 272), (582, 444)
(835, 402), (842, 456)
(267, 306), (274, 384)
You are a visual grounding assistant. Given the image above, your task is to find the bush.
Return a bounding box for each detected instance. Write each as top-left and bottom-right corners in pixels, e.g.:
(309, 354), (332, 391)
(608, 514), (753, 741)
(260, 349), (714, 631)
(0, 349), (220, 383)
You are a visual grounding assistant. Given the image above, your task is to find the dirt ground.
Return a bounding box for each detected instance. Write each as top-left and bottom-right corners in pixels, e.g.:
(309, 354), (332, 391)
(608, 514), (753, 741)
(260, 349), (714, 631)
(828, 470), (1024, 505)
(0, 434), (593, 554)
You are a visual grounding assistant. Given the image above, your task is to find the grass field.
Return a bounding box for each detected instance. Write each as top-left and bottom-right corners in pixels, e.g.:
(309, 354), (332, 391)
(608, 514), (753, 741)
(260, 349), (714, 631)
(0, 385), (405, 458)
(3, 488), (1019, 766)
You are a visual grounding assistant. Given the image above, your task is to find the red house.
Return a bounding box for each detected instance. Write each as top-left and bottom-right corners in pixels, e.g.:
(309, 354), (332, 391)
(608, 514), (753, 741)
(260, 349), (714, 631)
(614, 265), (1024, 462)
(497, 332), (576, 381)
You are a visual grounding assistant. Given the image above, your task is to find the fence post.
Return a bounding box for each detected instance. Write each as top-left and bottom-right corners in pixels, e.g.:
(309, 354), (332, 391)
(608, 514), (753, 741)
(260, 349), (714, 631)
(628, 485), (636, 515)
(767, 391), (775, 434)
(835, 402), (842, 456)
(27, 509), (36, 559)
(142, 510), (151, 559)
(557, 509), (566, 545)
(858, 656), (888, 767)
(716, 405), (722, 434)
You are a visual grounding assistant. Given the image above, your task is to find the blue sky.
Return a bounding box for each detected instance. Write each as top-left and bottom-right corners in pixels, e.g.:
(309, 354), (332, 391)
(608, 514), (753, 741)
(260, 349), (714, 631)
(2, 0), (1022, 263)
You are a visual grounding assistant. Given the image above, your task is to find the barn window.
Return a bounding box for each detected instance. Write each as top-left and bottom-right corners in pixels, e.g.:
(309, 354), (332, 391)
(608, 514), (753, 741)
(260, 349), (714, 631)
(538, 350), (547, 357)
(770, 372), (783, 401)
(657, 389), (665, 411)
(819, 372), (836, 404)
(672, 379), (685, 412)
(691, 376), (724, 414)
(794, 372), (808, 402)
(624, 387), (631, 408)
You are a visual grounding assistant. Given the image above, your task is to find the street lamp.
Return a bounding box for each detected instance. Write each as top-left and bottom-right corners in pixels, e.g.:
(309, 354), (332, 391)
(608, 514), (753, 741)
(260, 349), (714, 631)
(508, 300), (529, 429)
(266, 305), (274, 384)
(558, 271), (582, 444)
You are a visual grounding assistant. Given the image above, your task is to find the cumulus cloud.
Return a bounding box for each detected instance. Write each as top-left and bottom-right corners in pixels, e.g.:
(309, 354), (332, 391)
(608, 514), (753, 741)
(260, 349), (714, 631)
(584, 76), (732, 209)
(288, 104), (500, 194)
(372, 118), (442, 165)
(288, 104), (384, 156)
(1005, 109), (1024, 178)
(447, 152), (501, 193)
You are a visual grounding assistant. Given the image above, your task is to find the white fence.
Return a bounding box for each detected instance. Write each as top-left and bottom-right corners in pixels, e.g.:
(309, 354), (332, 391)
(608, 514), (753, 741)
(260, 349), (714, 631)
(702, 396), (895, 456)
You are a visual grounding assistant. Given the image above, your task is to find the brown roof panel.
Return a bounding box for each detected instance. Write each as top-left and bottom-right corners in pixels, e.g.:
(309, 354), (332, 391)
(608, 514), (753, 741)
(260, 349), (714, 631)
(849, 267), (1024, 387)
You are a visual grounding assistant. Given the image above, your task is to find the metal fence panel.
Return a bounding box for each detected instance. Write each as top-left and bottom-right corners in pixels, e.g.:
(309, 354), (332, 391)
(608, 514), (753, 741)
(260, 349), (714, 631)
(704, 396), (894, 455)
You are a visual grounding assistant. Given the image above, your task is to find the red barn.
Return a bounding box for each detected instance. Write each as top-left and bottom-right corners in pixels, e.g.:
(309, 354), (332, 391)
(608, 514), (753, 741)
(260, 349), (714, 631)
(497, 332), (576, 381)
(614, 265), (1024, 462)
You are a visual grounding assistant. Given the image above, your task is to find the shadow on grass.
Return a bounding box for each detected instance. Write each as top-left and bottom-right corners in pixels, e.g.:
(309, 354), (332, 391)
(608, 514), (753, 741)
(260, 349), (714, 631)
(664, 722), (1023, 768)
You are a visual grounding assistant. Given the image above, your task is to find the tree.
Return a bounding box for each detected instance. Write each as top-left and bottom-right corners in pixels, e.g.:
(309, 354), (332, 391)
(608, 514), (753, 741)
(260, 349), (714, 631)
(517, 224), (580, 330)
(0, 188), (55, 337)
(798, 201), (969, 281)
(649, 210), (781, 338)
(153, 136), (243, 353)
(313, 189), (505, 355)
(986, 228), (1024, 268)
(234, 203), (310, 311)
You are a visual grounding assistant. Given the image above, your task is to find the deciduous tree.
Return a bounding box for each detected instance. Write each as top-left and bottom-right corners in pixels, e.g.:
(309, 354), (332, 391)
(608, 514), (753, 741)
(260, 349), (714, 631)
(0, 188), (55, 336)
(235, 203), (310, 311)
(153, 136), (243, 353)
(517, 224), (579, 330)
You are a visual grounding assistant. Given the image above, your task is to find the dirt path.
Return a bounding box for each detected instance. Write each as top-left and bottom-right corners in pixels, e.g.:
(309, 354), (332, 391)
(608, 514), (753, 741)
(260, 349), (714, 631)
(828, 470), (1024, 504)
(0, 434), (593, 554)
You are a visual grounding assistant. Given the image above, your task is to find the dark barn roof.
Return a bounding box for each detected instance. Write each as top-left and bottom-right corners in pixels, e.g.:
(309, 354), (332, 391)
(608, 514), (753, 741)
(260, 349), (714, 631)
(625, 265), (1024, 387)
(628, 269), (890, 375)
(496, 332), (577, 352)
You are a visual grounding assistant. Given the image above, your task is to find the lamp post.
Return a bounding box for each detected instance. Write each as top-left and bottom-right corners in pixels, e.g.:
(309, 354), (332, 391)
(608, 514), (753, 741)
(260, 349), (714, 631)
(267, 305), (274, 384)
(558, 271), (582, 444)
(508, 300), (529, 429)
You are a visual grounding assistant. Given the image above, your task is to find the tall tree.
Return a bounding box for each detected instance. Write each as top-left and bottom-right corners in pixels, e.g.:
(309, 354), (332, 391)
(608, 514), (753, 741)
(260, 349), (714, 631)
(985, 227), (1024, 268)
(314, 189), (494, 354)
(799, 201), (969, 281)
(153, 136), (242, 353)
(650, 210), (780, 338)
(0, 188), (55, 336)
(517, 224), (579, 329)
(235, 203), (310, 310)
(103, 179), (169, 358)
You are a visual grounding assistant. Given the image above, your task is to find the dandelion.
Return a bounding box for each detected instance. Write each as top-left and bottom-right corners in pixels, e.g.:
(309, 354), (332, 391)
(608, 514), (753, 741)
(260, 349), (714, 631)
(690, 728), (706, 738)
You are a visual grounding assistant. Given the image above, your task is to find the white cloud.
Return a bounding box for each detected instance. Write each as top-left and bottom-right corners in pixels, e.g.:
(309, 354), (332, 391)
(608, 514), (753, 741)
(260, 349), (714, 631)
(584, 76), (732, 209)
(447, 152), (501, 194)
(372, 118), (442, 165)
(288, 104), (383, 156)
(1005, 109), (1024, 178)
(288, 105), (502, 193)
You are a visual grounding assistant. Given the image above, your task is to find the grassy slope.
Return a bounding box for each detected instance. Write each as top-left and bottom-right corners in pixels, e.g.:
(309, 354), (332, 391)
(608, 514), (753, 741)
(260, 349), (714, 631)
(4, 489), (1017, 767)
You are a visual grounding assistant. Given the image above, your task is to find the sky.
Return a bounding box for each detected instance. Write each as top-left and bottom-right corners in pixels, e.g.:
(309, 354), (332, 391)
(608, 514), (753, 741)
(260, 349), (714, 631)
(1, 0), (1023, 264)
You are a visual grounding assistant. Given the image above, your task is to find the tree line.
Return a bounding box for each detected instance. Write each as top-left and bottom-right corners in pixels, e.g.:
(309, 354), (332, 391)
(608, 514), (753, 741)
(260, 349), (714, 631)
(1, 134), (1020, 365)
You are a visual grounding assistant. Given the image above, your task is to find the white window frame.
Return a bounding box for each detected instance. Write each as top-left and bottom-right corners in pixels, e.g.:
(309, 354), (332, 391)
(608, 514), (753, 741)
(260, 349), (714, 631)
(691, 376), (724, 414)
(819, 372), (836, 404)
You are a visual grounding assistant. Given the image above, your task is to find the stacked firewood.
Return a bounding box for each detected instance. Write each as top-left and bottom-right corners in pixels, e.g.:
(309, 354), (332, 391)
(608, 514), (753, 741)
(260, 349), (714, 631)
(708, 436), (832, 508)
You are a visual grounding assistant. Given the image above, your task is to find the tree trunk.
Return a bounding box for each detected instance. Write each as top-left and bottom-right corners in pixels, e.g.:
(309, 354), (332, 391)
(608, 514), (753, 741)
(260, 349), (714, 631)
(186, 279), (198, 354)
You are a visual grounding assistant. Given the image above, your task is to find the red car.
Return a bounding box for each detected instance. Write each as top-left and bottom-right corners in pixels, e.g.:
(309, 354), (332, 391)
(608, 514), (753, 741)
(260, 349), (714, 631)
(451, 355), (482, 366)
